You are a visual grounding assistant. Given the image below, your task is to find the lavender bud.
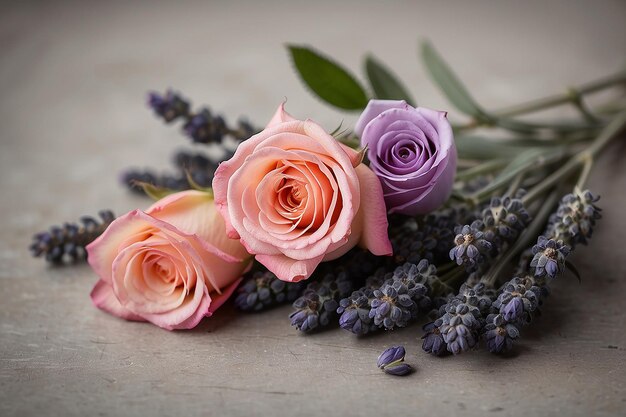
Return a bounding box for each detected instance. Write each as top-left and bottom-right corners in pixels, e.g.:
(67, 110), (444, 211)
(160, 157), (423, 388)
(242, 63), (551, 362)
(383, 363), (413, 376)
(377, 345), (406, 369)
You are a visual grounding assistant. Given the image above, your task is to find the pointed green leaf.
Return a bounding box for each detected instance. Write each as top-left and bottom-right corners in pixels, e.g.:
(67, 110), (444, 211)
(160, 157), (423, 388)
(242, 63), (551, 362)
(288, 45), (369, 110)
(329, 120), (344, 136)
(420, 41), (491, 121)
(364, 55), (415, 105)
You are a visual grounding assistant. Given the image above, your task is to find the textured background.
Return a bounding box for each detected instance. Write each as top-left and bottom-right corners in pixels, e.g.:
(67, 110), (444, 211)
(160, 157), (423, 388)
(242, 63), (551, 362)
(1, 1), (626, 416)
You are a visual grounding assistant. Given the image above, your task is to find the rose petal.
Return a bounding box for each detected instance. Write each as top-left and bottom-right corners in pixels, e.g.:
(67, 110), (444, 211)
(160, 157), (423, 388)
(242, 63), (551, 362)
(207, 277), (242, 314)
(387, 144), (457, 214)
(87, 210), (153, 284)
(147, 190), (251, 262)
(213, 118), (307, 238)
(353, 164), (393, 255)
(255, 253), (325, 282)
(355, 99), (410, 138)
(90, 280), (145, 322)
(266, 102), (297, 128)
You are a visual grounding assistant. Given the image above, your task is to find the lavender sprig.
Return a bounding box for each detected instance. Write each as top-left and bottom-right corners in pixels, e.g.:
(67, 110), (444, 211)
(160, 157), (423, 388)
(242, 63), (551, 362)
(148, 89), (258, 144)
(30, 210), (115, 264)
(484, 189), (602, 354)
(377, 346), (413, 376)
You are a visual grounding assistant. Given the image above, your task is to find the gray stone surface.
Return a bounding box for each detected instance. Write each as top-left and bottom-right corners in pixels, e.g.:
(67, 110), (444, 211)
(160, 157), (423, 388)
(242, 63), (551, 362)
(1, 1), (626, 416)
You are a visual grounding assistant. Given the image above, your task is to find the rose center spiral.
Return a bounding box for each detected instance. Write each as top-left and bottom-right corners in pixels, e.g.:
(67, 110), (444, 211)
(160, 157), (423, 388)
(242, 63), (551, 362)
(275, 177), (307, 219)
(154, 258), (175, 283)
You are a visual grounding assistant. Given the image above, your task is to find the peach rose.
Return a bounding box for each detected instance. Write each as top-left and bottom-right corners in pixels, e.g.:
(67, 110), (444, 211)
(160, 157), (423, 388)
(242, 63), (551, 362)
(87, 190), (252, 330)
(212, 104), (392, 282)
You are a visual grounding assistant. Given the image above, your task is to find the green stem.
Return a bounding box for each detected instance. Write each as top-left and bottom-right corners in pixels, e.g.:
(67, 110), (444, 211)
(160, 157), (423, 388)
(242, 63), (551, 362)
(455, 159), (507, 181)
(522, 109), (626, 204)
(453, 71), (626, 132)
(576, 156), (594, 190)
(493, 71), (626, 118)
(505, 172), (524, 197)
(467, 148), (566, 204)
(568, 88), (600, 123)
(436, 261), (457, 274)
(440, 266), (465, 283)
(482, 192), (560, 287)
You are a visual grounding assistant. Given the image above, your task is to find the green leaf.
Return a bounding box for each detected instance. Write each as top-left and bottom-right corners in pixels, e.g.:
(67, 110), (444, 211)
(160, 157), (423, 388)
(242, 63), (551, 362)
(287, 45), (369, 110)
(420, 41), (491, 121)
(329, 120), (344, 136)
(364, 55), (415, 105)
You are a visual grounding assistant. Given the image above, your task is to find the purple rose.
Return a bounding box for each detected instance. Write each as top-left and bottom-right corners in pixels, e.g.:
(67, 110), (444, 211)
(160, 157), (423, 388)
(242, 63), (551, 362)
(355, 100), (457, 215)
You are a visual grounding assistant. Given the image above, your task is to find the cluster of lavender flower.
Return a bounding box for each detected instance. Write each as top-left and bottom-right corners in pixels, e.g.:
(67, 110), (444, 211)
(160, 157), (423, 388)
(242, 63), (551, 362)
(423, 189), (601, 355)
(233, 187), (601, 360)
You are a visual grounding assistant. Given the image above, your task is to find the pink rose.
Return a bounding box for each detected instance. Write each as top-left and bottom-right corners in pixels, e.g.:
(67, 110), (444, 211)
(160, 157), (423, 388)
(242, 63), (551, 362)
(87, 190), (252, 330)
(213, 104), (392, 283)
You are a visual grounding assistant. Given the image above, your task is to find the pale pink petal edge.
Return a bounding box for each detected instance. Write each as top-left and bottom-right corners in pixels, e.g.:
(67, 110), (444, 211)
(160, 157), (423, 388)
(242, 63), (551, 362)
(255, 253), (325, 282)
(354, 164), (393, 256)
(90, 280), (145, 322)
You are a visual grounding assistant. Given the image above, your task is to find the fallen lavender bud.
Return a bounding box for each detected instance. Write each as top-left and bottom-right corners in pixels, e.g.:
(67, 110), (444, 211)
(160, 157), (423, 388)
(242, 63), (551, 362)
(377, 345), (413, 376)
(383, 363), (413, 376)
(377, 345), (406, 368)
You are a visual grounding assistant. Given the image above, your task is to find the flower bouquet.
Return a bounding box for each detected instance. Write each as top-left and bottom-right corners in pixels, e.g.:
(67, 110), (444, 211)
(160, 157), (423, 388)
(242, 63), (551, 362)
(30, 41), (626, 375)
